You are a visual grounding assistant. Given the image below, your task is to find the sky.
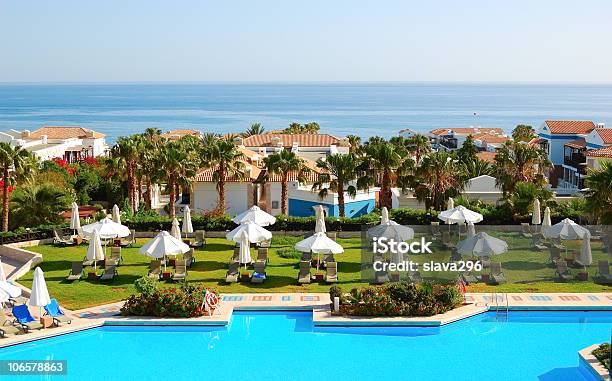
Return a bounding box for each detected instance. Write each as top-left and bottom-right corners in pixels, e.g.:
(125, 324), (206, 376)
(1, 0), (611, 83)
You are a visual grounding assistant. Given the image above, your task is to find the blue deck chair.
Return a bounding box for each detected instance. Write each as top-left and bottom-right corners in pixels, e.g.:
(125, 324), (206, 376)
(12, 304), (43, 332)
(44, 299), (73, 326)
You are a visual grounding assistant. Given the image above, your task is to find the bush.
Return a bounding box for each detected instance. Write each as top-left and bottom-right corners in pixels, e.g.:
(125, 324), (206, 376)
(338, 282), (462, 317)
(121, 283), (219, 318)
(593, 343), (610, 370)
(276, 247), (302, 259)
(134, 276), (158, 296)
(329, 285), (343, 300)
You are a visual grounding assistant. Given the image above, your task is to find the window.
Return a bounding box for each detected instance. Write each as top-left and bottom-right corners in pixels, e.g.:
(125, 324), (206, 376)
(271, 201), (279, 209)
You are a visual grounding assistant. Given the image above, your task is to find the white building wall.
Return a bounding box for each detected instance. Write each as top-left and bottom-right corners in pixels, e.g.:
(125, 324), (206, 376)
(192, 182), (248, 217)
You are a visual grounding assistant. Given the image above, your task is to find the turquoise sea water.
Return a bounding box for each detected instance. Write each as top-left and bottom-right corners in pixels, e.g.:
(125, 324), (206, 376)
(0, 311), (610, 380)
(1, 83), (612, 142)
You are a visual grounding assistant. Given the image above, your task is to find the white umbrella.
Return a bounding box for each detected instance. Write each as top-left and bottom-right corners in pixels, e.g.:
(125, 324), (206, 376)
(226, 221), (272, 243)
(238, 230), (252, 266)
(315, 205), (326, 233)
(29, 267), (51, 317)
(532, 199), (541, 226)
(0, 257), (6, 282)
(82, 217), (131, 239)
(457, 232), (508, 257)
(232, 205), (276, 227)
(447, 198), (454, 210)
(367, 222), (414, 241)
(0, 288), (8, 304)
(139, 231), (190, 270)
(112, 204), (121, 224)
(543, 218), (589, 240)
(182, 206), (194, 239)
(580, 231), (592, 267)
(439, 205), (483, 225)
(542, 207), (552, 234)
(86, 230), (105, 270)
(467, 221), (476, 239)
(381, 207), (391, 225)
(295, 232), (344, 254)
(171, 218), (181, 240)
(70, 202), (81, 233)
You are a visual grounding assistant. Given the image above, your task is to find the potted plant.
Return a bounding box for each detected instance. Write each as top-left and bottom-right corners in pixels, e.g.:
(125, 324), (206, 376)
(240, 271), (251, 281)
(87, 270), (97, 280)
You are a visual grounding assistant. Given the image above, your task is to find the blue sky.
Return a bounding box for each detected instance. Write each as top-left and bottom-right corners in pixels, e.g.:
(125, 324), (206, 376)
(1, 0), (611, 82)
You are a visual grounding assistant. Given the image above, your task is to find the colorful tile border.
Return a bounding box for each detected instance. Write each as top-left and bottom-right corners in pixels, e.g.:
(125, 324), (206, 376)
(251, 295), (272, 302)
(300, 296), (320, 301)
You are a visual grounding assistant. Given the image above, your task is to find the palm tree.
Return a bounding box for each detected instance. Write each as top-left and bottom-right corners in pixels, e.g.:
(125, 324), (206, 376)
(313, 153), (358, 217)
(493, 141), (551, 195)
(585, 160), (612, 224)
(0, 143), (36, 231)
(512, 124), (536, 142)
(346, 135), (362, 154)
(139, 129), (164, 209)
(405, 134), (432, 166)
(158, 139), (199, 218)
(110, 136), (140, 212)
(9, 183), (73, 229)
(415, 151), (465, 210)
(201, 137), (245, 214)
(358, 139), (410, 210)
(462, 157), (494, 178)
(242, 123), (265, 137)
(263, 150), (309, 215)
(506, 181), (553, 217)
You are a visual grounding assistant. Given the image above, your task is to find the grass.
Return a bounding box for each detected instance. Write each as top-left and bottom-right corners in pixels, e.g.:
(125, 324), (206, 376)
(19, 232), (612, 310)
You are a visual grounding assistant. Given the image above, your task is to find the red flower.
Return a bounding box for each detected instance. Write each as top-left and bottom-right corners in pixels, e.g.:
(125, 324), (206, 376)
(53, 158), (69, 168)
(84, 157), (99, 166)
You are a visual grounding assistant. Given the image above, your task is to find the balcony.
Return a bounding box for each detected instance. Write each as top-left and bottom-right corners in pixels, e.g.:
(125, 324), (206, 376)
(563, 153), (587, 173)
(439, 137), (458, 150)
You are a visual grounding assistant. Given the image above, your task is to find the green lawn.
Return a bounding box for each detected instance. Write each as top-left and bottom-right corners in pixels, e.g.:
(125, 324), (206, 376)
(19, 233), (611, 310)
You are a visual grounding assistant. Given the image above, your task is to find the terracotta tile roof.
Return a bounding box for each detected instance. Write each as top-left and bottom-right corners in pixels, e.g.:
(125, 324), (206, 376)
(430, 127), (503, 136)
(528, 137), (547, 146)
(594, 128), (612, 145)
(29, 126), (105, 139)
(564, 139), (586, 149)
(196, 163), (260, 182)
(585, 146), (612, 158)
(161, 129), (201, 140)
(476, 151), (497, 163)
(241, 134), (342, 148)
(544, 120), (596, 135)
(264, 170), (321, 183)
(237, 147), (262, 165)
(472, 133), (510, 144)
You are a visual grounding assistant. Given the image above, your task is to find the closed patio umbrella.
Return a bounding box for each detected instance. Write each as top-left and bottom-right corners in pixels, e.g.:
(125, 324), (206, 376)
(171, 218), (181, 240)
(467, 221), (476, 239)
(238, 230), (252, 267)
(457, 232), (508, 257)
(542, 207), (552, 233)
(29, 267), (51, 317)
(82, 217), (131, 240)
(532, 199), (541, 226)
(182, 206), (194, 239)
(112, 204), (121, 224)
(367, 222), (414, 242)
(580, 231), (592, 267)
(86, 230), (105, 270)
(226, 221), (272, 243)
(140, 231), (190, 271)
(315, 205), (326, 233)
(447, 197), (454, 210)
(70, 202), (81, 234)
(232, 205), (276, 227)
(0, 288), (8, 304)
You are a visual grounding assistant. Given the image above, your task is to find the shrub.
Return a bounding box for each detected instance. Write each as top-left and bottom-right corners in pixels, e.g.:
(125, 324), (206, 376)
(121, 284), (219, 318)
(329, 285), (343, 300)
(134, 276), (158, 296)
(276, 247), (302, 259)
(593, 343), (610, 370)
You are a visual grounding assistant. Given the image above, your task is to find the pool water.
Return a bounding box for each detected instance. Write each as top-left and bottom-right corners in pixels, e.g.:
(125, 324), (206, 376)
(0, 311), (610, 380)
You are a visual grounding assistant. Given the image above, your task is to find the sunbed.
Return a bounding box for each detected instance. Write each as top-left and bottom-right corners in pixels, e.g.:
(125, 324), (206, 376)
(326, 261), (338, 283)
(301, 251), (312, 262)
(107, 247), (122, 266)
(328, 232), (337, 241)
(44, 299), (72, 326)
(172, 260), (187, 282)
(53, 229), (74, 246)
(549, 247), (561, 264)
(532, 235), (548, 251)
(489, 262), (506, 284)
(184, 249), (195, 267)
(259, 239), (271, 248)
(11, 305), (43, 332)
(66, 261), (83, 282)
(323, 253), (335, 264)
(442, 231), (456, 249)
(520, 223), (533, 238)
(232, 247), (240, 262)
(594, 260), (612, 284)
(120, 229), (136, 247)
(251, 261), (266, 283)
(225, 261), (240, 283)
(257, 247), (268, 263)
(555, 260), (572, 282)
(430, 221), (441, 237)
(461, 271), (478, 285)
(100, 263), (118, 281)
(190, 230), (206, 248)
(0, 309), (21, 337)
(373, 270), (390, 284)
(298, 261), (311, 284)
(148, 260), (161, 279)
(407, 270), (422, 283)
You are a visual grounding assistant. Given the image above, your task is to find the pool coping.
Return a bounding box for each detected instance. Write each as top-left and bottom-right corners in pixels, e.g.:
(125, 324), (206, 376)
(579, 344), (610, 381)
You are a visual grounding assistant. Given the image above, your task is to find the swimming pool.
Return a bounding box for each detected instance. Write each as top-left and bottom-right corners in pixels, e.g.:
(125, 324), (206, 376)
(0, 310), (610, 380)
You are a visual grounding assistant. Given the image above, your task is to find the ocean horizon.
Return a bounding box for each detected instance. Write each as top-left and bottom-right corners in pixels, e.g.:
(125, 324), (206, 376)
(1, 82), (612, 142)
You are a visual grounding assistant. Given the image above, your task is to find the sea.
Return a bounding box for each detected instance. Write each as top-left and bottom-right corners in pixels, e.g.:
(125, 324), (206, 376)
(1, 82), (611, 143)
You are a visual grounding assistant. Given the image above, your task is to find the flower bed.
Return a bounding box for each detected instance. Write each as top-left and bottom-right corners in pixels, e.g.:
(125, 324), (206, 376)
(592, 343), (610, 370)
(330, 282), (463, 317)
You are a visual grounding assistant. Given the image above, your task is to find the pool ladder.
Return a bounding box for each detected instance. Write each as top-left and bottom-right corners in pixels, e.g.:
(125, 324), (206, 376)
(492, 292), (509, 321)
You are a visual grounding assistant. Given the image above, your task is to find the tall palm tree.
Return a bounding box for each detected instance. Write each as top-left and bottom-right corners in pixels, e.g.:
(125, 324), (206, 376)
(10, 182), (73, 229)
(462, 157), (494, 178)
(242, 123), (265, 137)
(585, 160), (612, 224)
(313, 153), (358, 217)
(493, 141), (551, 195)
(201, 137), (245, 214)
(139, 129), (164, 209)
(345, 135), (362, 154)
(358, 140), (410, 210)
(111, 136), (140, 212)
(263, 150), (309, 215)
(158, 139), (199, 218)
(0, 143), (36, 231)
(405, 134), (432, 166)
(415, 151), (465, 210)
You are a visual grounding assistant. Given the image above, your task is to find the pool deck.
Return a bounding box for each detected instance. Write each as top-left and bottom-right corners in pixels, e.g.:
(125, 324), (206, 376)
(1, 292), (611, 348)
